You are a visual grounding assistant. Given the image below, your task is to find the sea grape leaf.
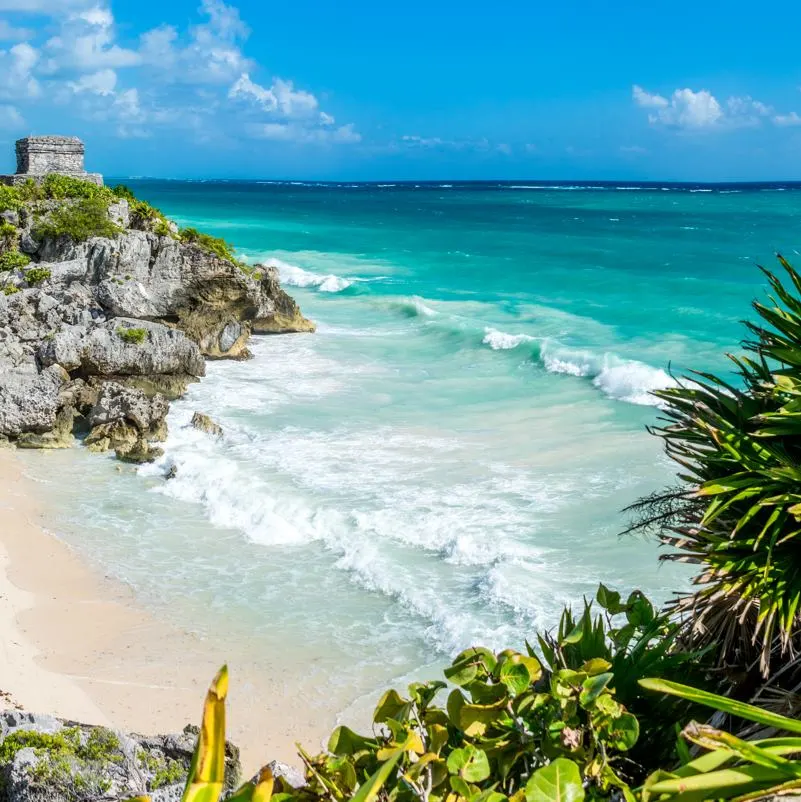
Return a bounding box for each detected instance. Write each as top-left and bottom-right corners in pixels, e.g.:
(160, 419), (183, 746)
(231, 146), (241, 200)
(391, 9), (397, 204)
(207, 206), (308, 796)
(524, 759), (585, 802)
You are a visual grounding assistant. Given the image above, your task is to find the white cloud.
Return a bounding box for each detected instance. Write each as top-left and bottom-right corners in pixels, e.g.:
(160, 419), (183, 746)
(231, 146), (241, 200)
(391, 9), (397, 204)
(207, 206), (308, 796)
(0, 43), (41, 100)
(632, 84), (783, 131)
(774, 111), (801, 127)
(229, 73), (319, 118)
(524, 143), (537, 153)
(634, 85), (723, 128)
(496, 143), (512, 155)
(0, 0), (359, 150)
(632, 85), (668, 109)
(143, 0), (251, 84)
(254, 121), (360, 144)
(620, 144), (647, 154)
(43, 4), (141, 71)
(0, 104), (23, 128)
(0, 20), (34, 41)
(68, 67), (117, 95)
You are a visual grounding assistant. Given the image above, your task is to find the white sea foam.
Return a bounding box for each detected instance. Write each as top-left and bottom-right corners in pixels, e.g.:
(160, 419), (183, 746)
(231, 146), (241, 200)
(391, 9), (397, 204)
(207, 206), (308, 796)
(538, 342), (674, 405)
(265, 258), (353, 292)
(482, 327), (535, 350)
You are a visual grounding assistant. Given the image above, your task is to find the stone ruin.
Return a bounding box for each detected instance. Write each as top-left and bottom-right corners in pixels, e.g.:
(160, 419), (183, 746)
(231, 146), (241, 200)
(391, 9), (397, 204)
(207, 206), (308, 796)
(0, 135), (103, 186)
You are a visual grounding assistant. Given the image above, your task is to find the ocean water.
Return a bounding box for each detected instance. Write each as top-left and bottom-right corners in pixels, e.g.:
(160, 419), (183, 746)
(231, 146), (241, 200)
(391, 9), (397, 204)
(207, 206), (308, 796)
(22, 180), (801, 729)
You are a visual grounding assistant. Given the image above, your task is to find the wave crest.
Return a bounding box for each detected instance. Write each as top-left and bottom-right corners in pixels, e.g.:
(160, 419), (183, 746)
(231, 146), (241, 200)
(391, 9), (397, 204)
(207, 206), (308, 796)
(482, 327), (535, 350)
(538, 342), (674, 405)
(265, 257), (353, 293)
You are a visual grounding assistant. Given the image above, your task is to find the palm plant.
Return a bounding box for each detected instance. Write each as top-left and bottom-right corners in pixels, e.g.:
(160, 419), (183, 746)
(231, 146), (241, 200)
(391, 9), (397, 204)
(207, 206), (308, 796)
(626, 255), (801, 703)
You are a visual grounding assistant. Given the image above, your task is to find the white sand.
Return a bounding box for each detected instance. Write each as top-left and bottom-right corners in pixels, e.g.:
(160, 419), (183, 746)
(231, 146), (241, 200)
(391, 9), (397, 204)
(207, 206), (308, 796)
(0, 449), (330, 774)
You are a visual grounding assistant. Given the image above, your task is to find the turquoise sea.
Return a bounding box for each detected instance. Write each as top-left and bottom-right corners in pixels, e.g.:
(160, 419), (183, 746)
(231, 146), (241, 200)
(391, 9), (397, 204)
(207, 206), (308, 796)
(22, 180), (801, 730)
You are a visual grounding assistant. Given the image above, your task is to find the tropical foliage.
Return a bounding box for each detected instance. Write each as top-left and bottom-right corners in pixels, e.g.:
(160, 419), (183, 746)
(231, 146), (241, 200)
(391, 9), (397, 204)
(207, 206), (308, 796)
(626, 255), (801, 700)
(125, 659), (801, 802)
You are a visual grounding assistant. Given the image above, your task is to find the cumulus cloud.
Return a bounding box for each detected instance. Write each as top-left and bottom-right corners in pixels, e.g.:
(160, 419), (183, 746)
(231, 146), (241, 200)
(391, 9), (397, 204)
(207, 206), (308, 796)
(0, 43), (41, 100)
(632, 84), (784, 130)
(633, 85), (723, 128)
(42, 4), (140, 71)
(139, 0), (252, 84)
(0, 0), (360, 149)
(229, 73), (319, 118)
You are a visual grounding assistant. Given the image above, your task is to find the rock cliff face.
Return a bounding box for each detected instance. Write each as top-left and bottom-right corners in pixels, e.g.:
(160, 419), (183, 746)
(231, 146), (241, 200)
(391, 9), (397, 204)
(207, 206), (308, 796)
(0, 193), (314, 461)
(0, 710), (241, 802)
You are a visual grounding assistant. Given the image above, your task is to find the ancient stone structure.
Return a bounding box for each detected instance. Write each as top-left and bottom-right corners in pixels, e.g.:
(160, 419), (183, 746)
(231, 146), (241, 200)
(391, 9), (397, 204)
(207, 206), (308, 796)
(0, 136), (103, 186)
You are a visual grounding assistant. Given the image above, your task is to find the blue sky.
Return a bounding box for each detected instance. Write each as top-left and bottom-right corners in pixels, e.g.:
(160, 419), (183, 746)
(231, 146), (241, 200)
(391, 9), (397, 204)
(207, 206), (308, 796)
(1, 0), (801, 180)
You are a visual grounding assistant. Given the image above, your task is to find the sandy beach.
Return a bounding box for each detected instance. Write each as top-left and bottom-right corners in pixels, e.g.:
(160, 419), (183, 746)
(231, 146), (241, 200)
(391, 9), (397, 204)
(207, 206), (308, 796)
(0, 448), (330, 775)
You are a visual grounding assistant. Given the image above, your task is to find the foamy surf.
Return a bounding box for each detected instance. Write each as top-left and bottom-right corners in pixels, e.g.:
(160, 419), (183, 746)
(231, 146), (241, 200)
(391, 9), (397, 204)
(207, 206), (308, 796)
(482, 327), (535, 350)
(263, 258), (354, 293)
(538, 342), (675, 405)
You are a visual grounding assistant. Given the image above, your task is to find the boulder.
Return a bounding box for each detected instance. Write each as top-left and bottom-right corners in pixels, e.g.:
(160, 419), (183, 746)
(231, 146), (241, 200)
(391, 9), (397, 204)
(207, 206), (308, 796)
(0, 365), (68, 437)
(85, 382), (168, 456)
(190, 411), (223, 437)
(89, 382), (168, 434)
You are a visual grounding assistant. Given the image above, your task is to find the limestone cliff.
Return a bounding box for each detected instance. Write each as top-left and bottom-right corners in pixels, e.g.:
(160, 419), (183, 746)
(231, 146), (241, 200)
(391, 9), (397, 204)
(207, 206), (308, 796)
(0, 183), (314, 461)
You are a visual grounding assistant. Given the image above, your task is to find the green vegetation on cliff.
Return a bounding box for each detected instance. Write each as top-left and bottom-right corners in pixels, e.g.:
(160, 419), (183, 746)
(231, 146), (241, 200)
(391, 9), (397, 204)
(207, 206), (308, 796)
(0, 249), (29, 271)
(116, 326), (148, 344)
(33, 197), (120, 242)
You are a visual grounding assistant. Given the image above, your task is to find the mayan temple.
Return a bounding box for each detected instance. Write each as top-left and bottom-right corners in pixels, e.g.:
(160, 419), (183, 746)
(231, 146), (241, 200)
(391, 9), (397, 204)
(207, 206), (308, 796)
(0, 135), (103, 186)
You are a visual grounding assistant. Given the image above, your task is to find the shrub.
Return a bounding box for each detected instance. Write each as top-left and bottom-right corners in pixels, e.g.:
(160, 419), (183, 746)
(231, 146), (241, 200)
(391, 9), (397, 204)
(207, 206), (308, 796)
(116, 326), (147, 344)
(111, 184), (137, 202)
(2, 284), (19, 295)
(0, 249), (30, 271)
(0, 221), (18, 248)
(0, 184), (22, 213)
(33, 197), (120, 242)
(179, 227), (239, 264)
(626, 254), (801, 695)
(40, 173), (114, 203)
(24, 267), (51, 285)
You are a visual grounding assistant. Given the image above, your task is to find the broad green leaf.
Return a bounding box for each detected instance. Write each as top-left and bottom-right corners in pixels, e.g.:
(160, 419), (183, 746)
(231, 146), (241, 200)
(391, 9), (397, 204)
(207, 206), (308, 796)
(499, 661), (531, 697)
(447, 746), (491, 783)
(524, 759), (585, 802)
(578, 672), (613, 707)
(327, 726), (378, 756)
(373, 689), (410, 724)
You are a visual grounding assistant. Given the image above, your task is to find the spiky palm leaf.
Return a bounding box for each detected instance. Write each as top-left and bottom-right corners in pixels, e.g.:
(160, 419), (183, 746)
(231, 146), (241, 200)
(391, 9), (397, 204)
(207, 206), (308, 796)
(628, 255), (801, 694)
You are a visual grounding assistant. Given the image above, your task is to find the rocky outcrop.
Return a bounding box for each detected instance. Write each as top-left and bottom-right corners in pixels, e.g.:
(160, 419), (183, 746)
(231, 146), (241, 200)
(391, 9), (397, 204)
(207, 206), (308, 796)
(190, 411), (223, 437)
(84, 382), (168, 462)
(0, 709), (241, 802)
(0, 186), (313, 460)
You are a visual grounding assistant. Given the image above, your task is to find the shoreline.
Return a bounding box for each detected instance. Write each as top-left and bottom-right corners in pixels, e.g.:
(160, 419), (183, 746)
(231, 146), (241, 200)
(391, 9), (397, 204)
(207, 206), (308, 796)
(0, 448), (331, 775)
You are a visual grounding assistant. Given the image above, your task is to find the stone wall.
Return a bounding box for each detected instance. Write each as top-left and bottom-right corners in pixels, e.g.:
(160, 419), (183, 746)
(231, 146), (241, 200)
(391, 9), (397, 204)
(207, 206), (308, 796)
(16, 136), (85, 175)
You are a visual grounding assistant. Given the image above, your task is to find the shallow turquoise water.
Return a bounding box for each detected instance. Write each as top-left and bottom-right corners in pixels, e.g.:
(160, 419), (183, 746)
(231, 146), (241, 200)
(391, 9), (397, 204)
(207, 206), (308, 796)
(23, 181), (801, 724)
